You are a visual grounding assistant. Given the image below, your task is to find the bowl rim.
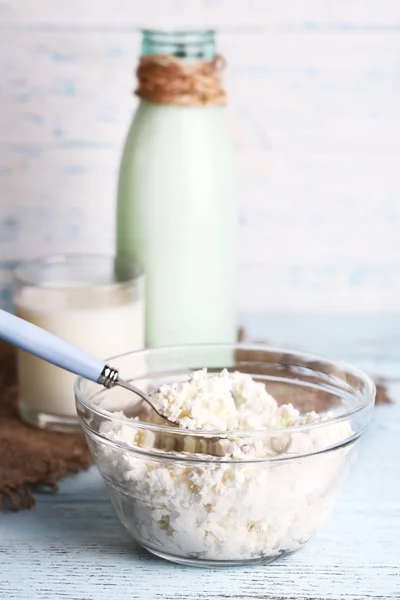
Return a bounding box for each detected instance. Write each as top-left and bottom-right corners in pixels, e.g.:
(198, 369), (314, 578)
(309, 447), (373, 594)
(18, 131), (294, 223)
(74, 342), (376, 438)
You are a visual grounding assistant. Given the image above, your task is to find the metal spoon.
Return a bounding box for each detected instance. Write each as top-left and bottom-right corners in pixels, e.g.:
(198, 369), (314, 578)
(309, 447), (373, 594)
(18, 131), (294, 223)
(0, 309), (178, 426)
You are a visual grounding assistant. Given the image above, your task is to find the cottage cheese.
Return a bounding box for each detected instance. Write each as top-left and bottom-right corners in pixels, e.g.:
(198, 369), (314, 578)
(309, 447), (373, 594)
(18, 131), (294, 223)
(97, 370), (353, 563)
(155, 369), (320, 430)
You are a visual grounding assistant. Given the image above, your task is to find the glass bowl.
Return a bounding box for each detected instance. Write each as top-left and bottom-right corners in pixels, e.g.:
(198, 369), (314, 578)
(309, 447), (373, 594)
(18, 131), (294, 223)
(75, 344), (375, 568)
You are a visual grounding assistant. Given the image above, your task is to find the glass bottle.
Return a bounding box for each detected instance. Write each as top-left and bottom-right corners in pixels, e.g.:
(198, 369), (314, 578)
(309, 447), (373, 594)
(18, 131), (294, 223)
(116, 29), (236, 347)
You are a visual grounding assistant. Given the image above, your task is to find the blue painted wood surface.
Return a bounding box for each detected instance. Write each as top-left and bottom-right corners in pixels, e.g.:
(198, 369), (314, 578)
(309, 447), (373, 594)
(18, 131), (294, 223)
(0, 314), (399, 600)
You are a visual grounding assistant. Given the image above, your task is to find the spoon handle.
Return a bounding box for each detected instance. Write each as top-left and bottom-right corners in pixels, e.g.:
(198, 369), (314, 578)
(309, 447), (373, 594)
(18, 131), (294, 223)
(0, 308), (108, 384)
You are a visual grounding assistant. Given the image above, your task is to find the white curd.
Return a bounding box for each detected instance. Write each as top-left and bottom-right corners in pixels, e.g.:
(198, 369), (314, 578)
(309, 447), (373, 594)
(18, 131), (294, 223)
(97, 370), (353, 562)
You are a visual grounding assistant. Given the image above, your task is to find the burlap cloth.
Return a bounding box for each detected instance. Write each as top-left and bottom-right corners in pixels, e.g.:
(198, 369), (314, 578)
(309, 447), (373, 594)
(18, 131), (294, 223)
(0, 335), (392, 512)
(0, 345), (91, 511)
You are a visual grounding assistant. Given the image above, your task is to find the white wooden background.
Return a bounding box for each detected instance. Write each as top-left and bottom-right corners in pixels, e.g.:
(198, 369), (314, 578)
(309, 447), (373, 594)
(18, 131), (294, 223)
(0, 0), (399, 313)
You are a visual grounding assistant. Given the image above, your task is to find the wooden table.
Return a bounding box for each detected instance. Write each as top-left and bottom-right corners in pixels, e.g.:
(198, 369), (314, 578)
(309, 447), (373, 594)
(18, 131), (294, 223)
(1, 315), (400, 600)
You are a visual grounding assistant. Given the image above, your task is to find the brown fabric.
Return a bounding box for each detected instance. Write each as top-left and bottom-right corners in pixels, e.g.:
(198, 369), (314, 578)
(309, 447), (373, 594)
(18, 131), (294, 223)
(0, 345), (91, 511)
(0, 329), (392, 512)
(135, 54), (226, 106)
(375, 379), (393, 405)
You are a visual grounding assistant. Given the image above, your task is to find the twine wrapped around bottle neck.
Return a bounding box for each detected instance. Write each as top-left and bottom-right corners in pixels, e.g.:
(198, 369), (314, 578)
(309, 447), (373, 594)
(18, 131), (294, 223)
(135, 55), (227, 107)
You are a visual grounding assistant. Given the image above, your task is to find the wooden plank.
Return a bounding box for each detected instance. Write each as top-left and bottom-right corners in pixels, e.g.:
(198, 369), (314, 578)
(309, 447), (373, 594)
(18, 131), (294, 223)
(0, 145), (117, 262)
(1, 0), (399, 29)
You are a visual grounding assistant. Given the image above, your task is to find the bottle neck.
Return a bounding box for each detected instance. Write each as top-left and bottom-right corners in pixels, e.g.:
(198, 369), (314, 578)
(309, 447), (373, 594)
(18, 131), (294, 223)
(141, 29), (216, 60)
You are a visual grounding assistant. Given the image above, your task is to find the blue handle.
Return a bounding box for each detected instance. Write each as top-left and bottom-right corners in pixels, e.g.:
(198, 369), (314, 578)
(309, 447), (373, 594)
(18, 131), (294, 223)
(0, 309), (105, 383)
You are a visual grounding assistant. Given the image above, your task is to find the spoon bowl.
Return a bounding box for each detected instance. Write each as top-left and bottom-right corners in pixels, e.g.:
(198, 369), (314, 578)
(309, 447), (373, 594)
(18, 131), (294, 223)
(109, 375), (178, 426)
